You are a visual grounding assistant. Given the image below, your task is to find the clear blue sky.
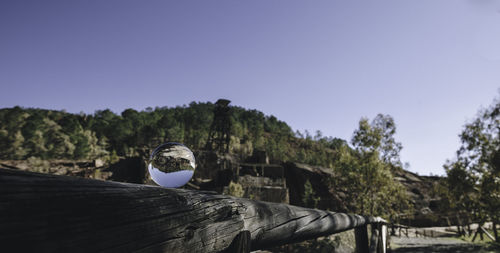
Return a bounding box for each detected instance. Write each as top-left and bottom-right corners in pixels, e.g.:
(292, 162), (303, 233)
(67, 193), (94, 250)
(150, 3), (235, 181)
(1, 0), (499, 175)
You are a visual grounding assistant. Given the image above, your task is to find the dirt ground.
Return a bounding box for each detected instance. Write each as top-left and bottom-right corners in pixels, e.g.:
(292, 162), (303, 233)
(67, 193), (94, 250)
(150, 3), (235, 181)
(390, 236), (500, 253)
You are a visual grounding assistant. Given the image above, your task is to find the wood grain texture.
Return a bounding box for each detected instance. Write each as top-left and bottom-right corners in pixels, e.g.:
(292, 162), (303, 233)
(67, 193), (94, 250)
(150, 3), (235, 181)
(0, 168), (379, 252)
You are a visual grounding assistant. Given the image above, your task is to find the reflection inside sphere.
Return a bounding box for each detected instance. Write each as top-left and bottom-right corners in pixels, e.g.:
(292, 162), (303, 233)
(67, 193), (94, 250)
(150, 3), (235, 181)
(148, 142), (195, 188)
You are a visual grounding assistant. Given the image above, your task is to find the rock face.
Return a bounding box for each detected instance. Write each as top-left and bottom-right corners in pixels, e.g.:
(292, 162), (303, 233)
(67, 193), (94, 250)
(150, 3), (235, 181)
(393, 169), (444, 227)
(283, 162), (348, 212)
(281, 163), (448, 227)
(229, 164), (289, 203)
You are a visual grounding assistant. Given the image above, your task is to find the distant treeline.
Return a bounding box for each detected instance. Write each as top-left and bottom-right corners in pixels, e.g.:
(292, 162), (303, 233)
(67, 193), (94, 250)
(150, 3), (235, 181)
(0, 102), (345, 167)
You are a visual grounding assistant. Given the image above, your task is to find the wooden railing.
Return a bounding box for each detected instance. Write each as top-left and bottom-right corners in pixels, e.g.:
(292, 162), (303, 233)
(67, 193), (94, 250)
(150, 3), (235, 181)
(392, 213), (499, 242)
(0, 168), (387, 252)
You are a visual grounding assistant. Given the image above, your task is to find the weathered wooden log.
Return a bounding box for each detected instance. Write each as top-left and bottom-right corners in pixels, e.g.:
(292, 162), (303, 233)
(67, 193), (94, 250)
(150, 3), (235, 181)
(0, 168), (383, 252)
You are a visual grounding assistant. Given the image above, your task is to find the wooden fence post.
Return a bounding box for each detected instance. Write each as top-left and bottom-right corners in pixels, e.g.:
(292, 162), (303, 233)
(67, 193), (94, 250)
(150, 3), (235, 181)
(456, 215), (463, 236)
(479, 224), (484, 241)
(355, 225), (369, 253)
(467, 216), (472, 235)
(493, 222), (499, 242)
(472, 228), (479, 242)
(379, 224), (387, 253)
(369, 225), (379, 253)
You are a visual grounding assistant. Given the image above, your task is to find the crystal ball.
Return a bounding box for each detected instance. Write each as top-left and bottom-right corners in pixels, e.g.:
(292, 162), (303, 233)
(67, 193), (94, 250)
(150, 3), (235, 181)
(148, 142), (196, 188)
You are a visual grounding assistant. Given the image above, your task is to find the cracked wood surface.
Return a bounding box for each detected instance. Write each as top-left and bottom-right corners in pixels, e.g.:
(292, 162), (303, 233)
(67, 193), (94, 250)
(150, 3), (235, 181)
(0, 168), (377, 252)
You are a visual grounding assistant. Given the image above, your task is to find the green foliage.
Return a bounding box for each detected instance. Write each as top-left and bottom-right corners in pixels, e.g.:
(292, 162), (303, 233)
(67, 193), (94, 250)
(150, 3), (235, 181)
(352, 114), (402, 167)
(332, 115), (410, 218)
(302, 179), (320, 208)
(227, 181), (244, 198)
(0, 103), (345, 168)
(430, 177), (456, 213)
(26, 156), (50, 173)
(110, 150), (120, 164)
(444, 93), (500, 223)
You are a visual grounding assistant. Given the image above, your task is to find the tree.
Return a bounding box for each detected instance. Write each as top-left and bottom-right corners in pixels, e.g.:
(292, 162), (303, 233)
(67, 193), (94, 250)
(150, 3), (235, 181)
(302, 179), (320, 208)
(443, 158), (480, 219)
(446, 94), (500, 228)
(335, 115), (409, 217)
(352, 114), (402, 167)
(0, 103), (345, 168)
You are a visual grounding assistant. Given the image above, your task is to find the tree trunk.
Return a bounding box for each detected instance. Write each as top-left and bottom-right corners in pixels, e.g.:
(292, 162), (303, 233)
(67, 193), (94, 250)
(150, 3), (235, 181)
(0, 168), (382, 252)
(467, 216), (472, 235)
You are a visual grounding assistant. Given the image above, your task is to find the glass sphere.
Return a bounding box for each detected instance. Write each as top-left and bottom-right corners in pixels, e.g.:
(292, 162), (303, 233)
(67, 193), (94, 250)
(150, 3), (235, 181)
(148, 142), (196, 188)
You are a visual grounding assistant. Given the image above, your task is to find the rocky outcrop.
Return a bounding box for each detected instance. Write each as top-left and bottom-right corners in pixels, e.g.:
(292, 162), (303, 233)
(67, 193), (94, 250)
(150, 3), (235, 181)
(283, 162), (348, 212)
(393, 169), (444, 226)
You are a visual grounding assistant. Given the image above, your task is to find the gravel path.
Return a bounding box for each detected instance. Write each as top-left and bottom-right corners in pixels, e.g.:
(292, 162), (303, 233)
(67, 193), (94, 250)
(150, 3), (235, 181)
(390, 236), (499, 253)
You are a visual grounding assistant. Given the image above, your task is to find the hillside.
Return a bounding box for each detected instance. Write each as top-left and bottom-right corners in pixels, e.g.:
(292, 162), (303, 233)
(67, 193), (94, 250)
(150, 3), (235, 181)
(1, 100), (435, 222)
(0, 103), (344, 167)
